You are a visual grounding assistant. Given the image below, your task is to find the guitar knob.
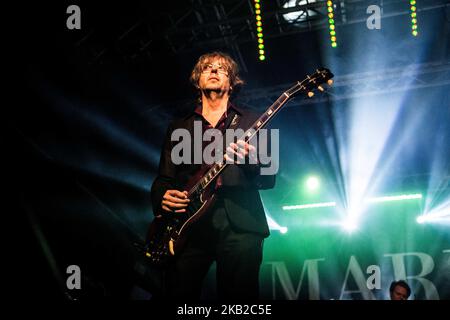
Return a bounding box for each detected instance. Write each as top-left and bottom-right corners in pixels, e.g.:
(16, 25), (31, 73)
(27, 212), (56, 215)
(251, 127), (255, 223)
(307, 91), (314, 98)
(327, 79), (334, 86)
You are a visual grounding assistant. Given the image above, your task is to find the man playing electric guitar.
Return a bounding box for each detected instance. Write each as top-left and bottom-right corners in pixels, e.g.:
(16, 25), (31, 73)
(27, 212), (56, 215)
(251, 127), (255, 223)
(150, 51), (276, 300)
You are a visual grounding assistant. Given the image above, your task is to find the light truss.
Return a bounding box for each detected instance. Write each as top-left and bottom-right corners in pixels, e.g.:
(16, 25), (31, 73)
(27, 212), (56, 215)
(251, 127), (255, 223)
(73, 0), (449, 66)
(236, 60), (450, 110)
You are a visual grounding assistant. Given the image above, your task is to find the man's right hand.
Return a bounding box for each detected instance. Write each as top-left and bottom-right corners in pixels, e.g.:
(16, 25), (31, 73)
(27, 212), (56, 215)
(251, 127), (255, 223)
(161, 190), (190, 213)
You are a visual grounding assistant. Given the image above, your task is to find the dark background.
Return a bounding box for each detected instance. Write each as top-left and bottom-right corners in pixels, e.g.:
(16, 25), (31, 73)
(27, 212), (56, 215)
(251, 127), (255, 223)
(8, 0), (450, 300)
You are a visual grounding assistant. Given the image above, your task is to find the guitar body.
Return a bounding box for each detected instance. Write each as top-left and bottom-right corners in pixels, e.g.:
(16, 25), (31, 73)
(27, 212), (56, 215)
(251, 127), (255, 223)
(145, 170), (217, 266)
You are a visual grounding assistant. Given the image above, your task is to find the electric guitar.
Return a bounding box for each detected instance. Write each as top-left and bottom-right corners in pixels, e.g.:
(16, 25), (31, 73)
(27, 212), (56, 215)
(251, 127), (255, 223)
(144, 68), (334, 266)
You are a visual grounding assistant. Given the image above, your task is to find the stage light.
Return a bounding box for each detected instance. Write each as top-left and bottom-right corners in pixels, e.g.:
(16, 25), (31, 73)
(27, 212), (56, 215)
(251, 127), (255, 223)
(306, 176), (320, 192)
(341, 219), (358, 232)
(262, 198), (288, 233)
(283, 193), (422, 212)
(416, 213), (450, 224)
(417, 201), (450, 224)
(366, 193), (422, 204)
(283, 201), (336, 211)
(266, 214), (288, 233)
(326, 1), (337, 48)
(410, 0), (418, 36)
(282, 0), (318, 22)
(254, 0), (266, 61)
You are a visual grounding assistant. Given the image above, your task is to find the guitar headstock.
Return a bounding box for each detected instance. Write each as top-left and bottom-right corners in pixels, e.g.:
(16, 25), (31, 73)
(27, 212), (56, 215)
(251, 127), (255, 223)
(286, 68), (334, 98)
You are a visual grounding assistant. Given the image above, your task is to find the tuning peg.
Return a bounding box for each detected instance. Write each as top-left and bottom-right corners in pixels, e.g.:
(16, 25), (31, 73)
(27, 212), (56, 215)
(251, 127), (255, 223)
(317, 85), (324, 92)
(327, 79), (334, 86)
(307, 91), (314, 98)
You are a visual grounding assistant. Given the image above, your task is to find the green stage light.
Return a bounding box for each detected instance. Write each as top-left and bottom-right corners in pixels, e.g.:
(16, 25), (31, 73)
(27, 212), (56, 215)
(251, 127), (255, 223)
(415, 204), (450, 224)
(416, 215), (426, 224)
(283, 193), (422, 212)
(266, 214), (288, 233)
(410, 0), (419, 36)
(283, 201), (336, 211)
(283, 193), (422, 215)
(341, 218), (358, 232)
(326, 1), (337, 48)
(366, 193), (422, 204)
(254, 0), (266, 61)
(306, 176), (320, 191)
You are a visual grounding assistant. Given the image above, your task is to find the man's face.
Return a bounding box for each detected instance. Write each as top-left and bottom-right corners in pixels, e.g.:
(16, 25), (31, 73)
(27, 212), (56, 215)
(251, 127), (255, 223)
(390, 286), (409, 300)
(198, 58), (231, 94)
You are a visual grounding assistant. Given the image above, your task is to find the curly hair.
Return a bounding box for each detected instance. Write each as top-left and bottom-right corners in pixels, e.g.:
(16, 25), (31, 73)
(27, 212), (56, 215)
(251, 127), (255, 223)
(190, 51), (244, 96)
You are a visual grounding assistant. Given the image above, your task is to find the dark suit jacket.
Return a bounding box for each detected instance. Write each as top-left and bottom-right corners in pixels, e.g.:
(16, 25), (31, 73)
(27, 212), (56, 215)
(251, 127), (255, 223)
(151, 104), (276, 237)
